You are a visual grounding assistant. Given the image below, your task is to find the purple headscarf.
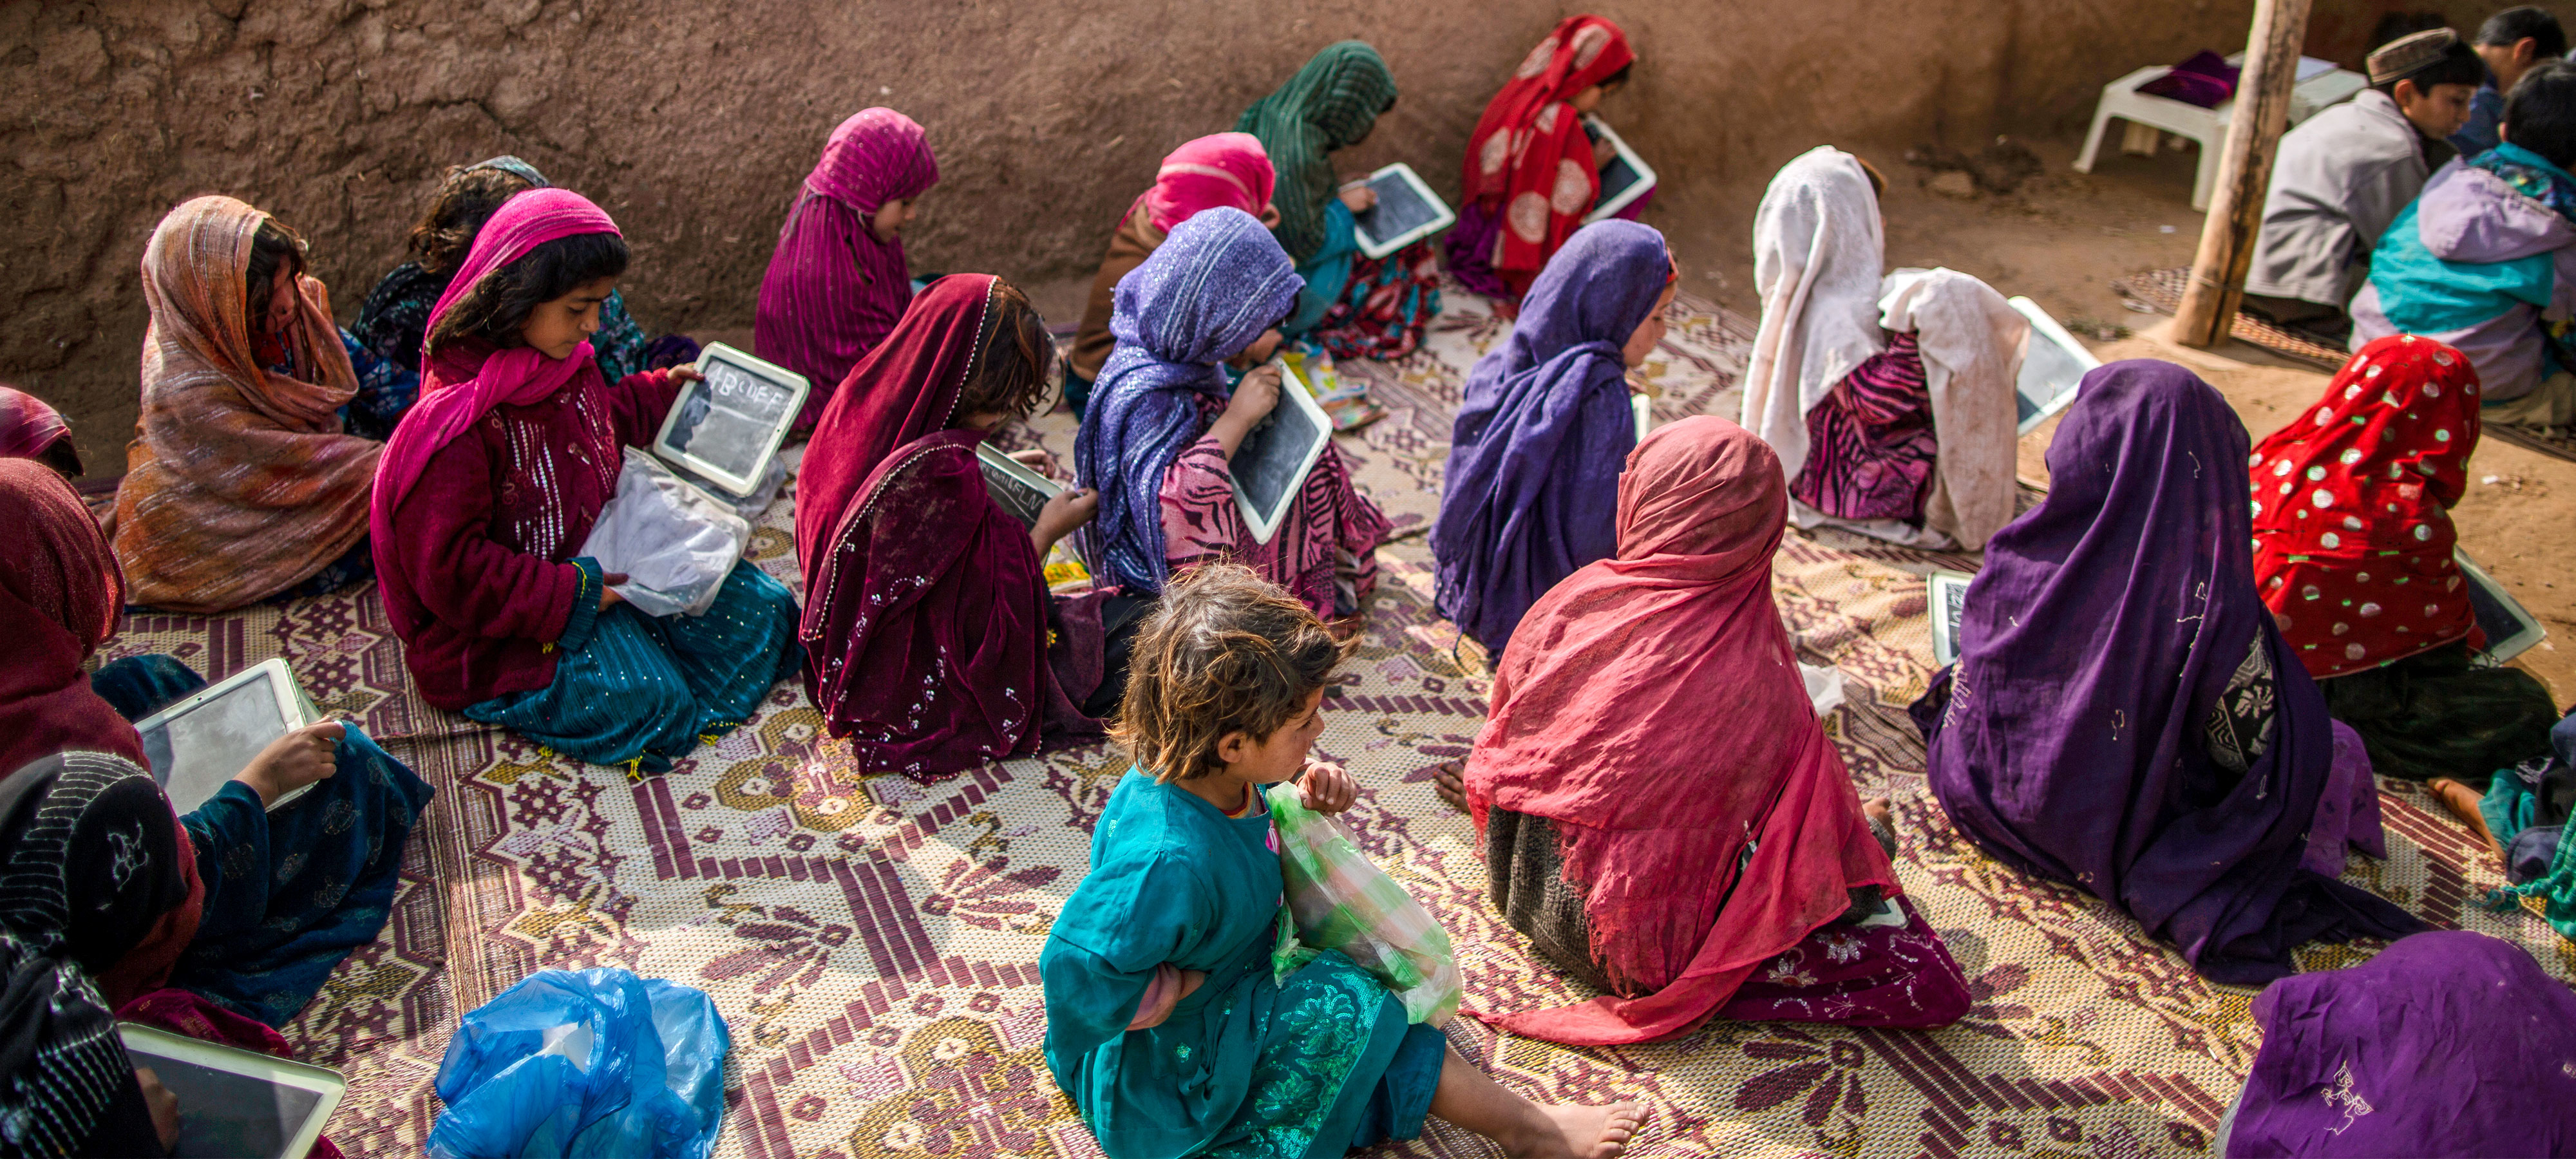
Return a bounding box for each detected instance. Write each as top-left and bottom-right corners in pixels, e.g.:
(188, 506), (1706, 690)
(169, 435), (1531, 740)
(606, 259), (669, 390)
(1918, 361), (2420, 985)
(1073, 207), (1303, 593)
(755, 109), (940, 431)
(2225, 931), (2576, 1156)
(1433, 220), (1669, 655)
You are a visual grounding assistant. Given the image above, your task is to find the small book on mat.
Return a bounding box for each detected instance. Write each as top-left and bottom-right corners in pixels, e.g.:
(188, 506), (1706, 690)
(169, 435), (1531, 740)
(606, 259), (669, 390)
(650, 343), (810, 500)
(1346, 163), (1455, 260)
(131, 659), (322, 815)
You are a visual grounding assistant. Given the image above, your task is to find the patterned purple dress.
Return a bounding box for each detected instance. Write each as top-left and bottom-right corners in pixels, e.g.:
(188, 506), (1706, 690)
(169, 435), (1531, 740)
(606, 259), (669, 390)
(1787, 332), (1937, 522)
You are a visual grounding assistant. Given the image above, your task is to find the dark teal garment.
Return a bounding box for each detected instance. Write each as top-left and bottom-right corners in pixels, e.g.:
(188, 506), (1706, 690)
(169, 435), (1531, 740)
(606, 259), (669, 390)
(91, 654), (434, 1028)
(90, 654), (209, 722)
(1285, 200), (1359, 336)
(1041, 771), (1441, 1159)
(176, 724), (431, 1027)
(464, 559), (804, 775)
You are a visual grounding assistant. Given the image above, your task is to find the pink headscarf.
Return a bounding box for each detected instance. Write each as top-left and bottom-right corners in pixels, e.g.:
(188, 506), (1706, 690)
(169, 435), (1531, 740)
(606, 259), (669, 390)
(807, 108), (939, 214)
(1463, 416), (1895, 1044)
(0, 386), (70, 462)
(369, 189), (620, 617)
(1137, 133), (1276, 232)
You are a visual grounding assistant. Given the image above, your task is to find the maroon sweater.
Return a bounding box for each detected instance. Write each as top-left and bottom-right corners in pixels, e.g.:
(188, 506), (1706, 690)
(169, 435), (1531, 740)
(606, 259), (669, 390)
(384, 363), (680, 709)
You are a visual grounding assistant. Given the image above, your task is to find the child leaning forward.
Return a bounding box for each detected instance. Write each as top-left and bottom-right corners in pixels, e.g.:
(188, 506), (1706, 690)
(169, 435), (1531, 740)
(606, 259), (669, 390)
(1039, 563), (1642, 1159)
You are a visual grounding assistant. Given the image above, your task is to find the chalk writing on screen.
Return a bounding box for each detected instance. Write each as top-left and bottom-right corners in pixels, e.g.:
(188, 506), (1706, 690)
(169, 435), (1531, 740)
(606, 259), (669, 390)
(668, 361), (796, 480)
(976, 444), (1061, 531)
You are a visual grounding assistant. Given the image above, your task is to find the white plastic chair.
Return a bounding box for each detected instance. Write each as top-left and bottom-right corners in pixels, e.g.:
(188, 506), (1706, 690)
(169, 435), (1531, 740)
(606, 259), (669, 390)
(2073, 55), (2369, 209)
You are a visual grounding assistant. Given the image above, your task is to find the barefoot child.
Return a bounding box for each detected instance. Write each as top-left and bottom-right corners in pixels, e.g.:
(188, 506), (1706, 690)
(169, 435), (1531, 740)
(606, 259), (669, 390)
(1041, 563), (1643, 1159)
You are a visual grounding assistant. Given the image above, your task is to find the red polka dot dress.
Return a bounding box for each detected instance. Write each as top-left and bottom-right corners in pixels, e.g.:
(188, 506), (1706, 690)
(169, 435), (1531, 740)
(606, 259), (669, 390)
(2249, 334), (2483, 679)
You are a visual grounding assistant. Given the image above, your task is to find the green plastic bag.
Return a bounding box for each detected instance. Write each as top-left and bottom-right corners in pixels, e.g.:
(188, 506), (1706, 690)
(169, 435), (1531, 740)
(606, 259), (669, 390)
(1265, 782), (1461, 1025)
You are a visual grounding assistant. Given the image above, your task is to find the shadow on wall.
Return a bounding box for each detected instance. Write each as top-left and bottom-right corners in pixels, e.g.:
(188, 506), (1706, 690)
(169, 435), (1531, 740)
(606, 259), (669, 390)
(9, 0), (2451, 463)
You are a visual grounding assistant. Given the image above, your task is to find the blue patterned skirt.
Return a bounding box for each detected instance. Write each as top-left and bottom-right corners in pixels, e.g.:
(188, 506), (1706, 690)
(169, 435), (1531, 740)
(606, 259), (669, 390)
(465, 560), (804, 775)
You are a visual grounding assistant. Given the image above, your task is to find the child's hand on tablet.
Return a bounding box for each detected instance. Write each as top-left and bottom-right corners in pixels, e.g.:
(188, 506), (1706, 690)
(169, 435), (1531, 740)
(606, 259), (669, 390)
(137, 1066), (179, 1153)
(236, 721), (343, 808)
(1338, 184), (1379, 212)
(1298, 760), (1358, 814)
(666, 366), (705, 386)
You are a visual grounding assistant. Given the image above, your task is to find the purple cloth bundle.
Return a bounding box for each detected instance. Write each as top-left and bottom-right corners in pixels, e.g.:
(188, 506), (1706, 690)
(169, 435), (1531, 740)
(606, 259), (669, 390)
(2139, 50), (2239, 108)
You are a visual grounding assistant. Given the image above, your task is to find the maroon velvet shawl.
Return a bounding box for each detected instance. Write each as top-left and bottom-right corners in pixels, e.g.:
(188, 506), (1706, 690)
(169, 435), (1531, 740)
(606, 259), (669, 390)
(797, 277), (1096, 778)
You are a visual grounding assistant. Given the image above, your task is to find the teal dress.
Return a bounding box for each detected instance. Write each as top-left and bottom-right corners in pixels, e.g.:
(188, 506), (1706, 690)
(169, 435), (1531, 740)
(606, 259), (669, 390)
(1042, 771), (1444, 1159)
(1284, 201), (1359, 337)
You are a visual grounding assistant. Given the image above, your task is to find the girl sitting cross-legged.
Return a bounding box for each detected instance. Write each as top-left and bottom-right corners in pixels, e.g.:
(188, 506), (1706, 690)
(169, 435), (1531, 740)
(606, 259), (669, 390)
(1041, 562), (1643, 1159)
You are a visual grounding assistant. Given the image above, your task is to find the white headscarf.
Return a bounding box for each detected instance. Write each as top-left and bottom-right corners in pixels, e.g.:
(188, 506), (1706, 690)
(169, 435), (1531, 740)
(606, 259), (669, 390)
(1741, 146), (2027, 551)
(1741, 146), (1888, 485)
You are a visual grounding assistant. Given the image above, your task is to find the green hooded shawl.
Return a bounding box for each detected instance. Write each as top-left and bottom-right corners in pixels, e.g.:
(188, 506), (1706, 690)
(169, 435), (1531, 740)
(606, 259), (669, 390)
(1234, 41), (1399, 263)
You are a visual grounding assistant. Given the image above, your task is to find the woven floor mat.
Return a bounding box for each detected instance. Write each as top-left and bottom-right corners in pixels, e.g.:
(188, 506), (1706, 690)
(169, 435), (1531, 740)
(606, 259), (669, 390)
(99, 279), (2574, 1158)
(2111, 267), (2352, 372)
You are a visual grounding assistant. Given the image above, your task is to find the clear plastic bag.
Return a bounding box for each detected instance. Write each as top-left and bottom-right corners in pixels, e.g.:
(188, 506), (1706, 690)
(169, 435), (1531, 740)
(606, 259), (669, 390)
(1265, 782), (1461, 1026)
(577, 448), (751, 617)
(427, 968), (730, 1159)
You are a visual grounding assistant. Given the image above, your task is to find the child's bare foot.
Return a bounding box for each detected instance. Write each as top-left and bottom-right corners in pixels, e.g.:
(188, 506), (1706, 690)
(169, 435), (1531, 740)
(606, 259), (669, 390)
(2426, 777), (2500, 857)
(1509, 1101), (1644, 1159)
(1863, 795), (1891, 826)
(1434, 760), (1467, 811)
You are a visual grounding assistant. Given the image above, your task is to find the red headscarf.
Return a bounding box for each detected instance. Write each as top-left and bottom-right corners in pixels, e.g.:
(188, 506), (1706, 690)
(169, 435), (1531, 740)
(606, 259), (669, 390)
(1137, 133), (1277, 233)
(2251, 335), (2483, 678)
(0, 386), (72, 465)
(797, 276), (1092, 777)
(1463, 416), (1892, 1044)
(0, 460), (146, 777)
(1462, 15), (1635, 290)
(370, 188), (621, 637)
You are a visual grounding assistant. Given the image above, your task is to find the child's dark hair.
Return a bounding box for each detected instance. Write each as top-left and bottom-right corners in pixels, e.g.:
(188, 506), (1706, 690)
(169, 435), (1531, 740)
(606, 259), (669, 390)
(955, 279), (1059, 421)
(2376, 38), (2486, 97)
(242, 218), (306, 308)
(408, 165), (539, 275)
(1113, 563), (1348, 783)
(2479, 6), (2568, 59)
(2507, 60), (2576, 167)
(1597, 62), (1634, 91)
(425, 232), (630, 352)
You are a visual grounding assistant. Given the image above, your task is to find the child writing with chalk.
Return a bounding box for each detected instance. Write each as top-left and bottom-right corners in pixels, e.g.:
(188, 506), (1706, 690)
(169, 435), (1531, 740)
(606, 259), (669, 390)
(1040, 562), (1643, 1159)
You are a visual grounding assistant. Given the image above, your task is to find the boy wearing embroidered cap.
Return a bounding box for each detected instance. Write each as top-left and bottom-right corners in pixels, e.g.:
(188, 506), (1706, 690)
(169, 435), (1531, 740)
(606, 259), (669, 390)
(2242, 28), (2485, 341)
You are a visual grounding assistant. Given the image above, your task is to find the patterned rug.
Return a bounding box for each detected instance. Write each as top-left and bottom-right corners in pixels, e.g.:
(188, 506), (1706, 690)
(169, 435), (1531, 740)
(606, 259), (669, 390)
(100, 279), (2575, 1159)
(2111, 267), (2350, 372)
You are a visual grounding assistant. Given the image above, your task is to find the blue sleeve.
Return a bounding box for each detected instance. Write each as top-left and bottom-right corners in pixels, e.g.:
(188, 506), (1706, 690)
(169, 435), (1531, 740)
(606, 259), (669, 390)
(594, 291), (654, 383)
(180, 780), (272, 938)
(337, 326), (420, 442)
(2450, 84), (2505, 158)
(1039, 851), (1200, 1064)
(556, 557), (606, 652)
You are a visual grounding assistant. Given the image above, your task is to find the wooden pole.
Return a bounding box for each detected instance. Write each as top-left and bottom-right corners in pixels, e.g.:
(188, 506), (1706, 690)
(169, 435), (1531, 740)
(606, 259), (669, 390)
(2172, 0), (2315, 348)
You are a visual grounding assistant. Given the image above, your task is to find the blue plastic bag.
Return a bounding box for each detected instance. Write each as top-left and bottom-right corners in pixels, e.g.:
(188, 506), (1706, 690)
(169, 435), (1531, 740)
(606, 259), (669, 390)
(428, 968), (730, 1159)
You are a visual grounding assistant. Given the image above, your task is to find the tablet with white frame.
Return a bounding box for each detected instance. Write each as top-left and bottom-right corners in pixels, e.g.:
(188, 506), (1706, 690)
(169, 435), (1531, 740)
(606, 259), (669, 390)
(2459, 550), (2546, 665)
(1229, 361), (1335, 545)
(1929, 569), (1975, 668)
(1347, 163), (1456, 260)
(1582, 115), (1658, 224)
(132, 658), (321, 815)
(2007, 296), (2100, 435)
(976, 442), (1064, 530)
(652, 343), (810, 498)
(118, 1022), (346, 1159)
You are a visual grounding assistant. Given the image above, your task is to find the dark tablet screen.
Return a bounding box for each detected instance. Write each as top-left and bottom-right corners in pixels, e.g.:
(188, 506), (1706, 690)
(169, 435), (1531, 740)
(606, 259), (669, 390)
(129, 1051), (323, 1158)
(1356, 172), (1442, 245)
(1229, 393), (1329, 532)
